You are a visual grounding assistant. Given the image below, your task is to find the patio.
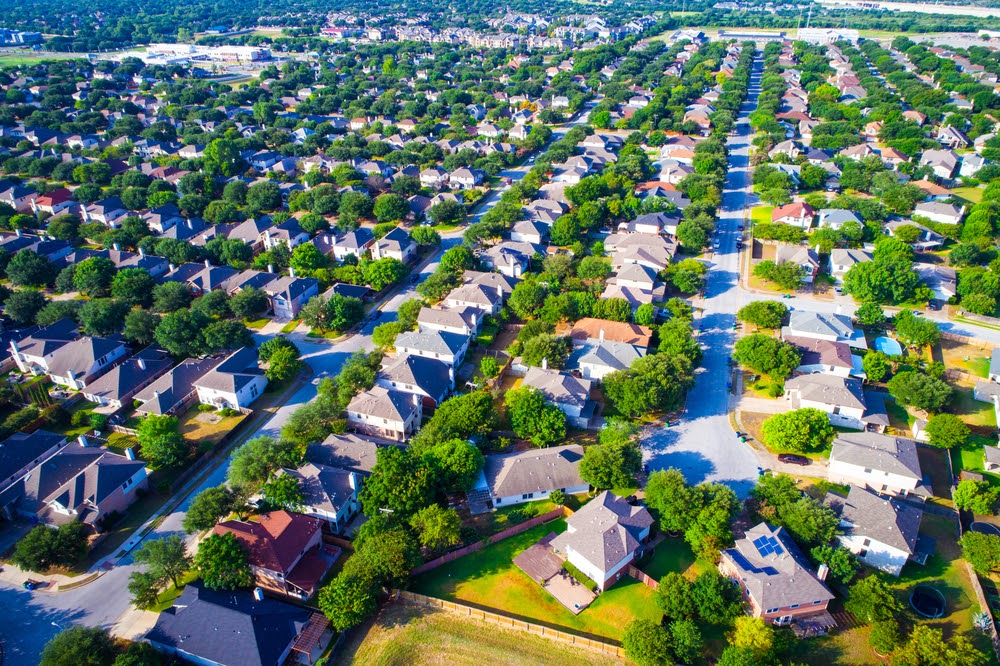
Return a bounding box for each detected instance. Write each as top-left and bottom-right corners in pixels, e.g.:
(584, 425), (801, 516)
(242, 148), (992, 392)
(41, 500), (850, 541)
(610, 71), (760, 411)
(514, 533), (596, 614)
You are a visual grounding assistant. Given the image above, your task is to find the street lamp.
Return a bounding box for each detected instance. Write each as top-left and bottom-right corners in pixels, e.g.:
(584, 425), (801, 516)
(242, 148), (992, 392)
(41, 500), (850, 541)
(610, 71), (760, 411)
(50, 621), (64, 631)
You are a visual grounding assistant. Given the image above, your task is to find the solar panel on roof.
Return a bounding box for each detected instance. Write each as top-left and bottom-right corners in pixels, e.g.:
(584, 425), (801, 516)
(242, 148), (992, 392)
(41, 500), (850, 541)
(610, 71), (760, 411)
(730, 551), (753, 571)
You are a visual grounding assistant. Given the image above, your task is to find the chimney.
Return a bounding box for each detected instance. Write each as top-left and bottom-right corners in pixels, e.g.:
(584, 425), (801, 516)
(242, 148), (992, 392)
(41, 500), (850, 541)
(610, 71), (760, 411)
(169, 263), (176, 272)
(137, 357), (146, 371)
(187, 219), (193, 229)
(496, 284), (503, 299)
(448, 365), (455, 384)
(204, 259), (211, 268)
(15, 228), (22, 238)
(599, 328), (605, 341)
(253, 587), (265, 602)
(289, 267), (295, 278)
(817, 563), (829, 581)
(542, 357), (548, 370)
(138, 247), (145, 257)
(125, 447), (137, 460)
(10, 340), (18, 354)
(113, 242), (121, 251)
(153, 390), (160, 399)
(267, 264), (274, 274)
(77, 435), (89, 447)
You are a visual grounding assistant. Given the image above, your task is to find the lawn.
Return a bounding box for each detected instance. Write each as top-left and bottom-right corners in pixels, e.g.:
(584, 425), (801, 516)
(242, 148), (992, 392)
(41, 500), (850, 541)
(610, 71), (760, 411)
(952, 186), (984, 204)
(177, 406), (247, 449)
(950, 433), (995, 476)
(279, 319), (300, 333)
(150, 570), (201, 613)
(750, 204), (773, 227)
(340, 599), (621, 666)
(244, 317), (270, 329)
(634, 536), (709, 581)
(51, 399), (100, 438)
(884, 396), (915, 436)
(410, 519), (661, 641)
(953, 386), (998, 430)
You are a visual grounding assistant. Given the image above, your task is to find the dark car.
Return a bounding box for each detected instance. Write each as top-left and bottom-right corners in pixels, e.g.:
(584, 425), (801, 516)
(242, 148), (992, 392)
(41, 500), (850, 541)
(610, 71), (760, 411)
(778, 453), (810, 466)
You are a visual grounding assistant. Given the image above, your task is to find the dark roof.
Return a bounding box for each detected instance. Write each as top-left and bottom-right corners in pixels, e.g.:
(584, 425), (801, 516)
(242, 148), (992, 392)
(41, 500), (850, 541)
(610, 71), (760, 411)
(134, 356), (226, 415)
(193, 347), (264, 394)
(307, 433), (387, 475)
(826, 486), (922, 554)
(82, 347), (172, 402)
(12, 318), (78, 357)
(146, 581), (312, 666)
(550, 491), (653, 572)
(0, 430), (65, 481)
(378, 354), (452, 402)
(485, 444), (585, 499)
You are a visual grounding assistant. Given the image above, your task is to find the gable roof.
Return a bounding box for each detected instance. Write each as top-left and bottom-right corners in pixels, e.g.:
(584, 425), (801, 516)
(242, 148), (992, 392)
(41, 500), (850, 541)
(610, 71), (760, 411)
(523, 366), (592, 408)
(134, 356), (226, 415)
(830, 432), (922, 481)
(193, 347), (264, 394)
(550, 491), (653, 572)
(569, 340), (645, 374)
(46, 336), (124, 379)
(395, 329), (467, 357)
(484, 444), (585, 499)
(12, 318), (78, 358)
(569, 318), (653, 347)
(82, 347), (172, 402)
(347, 386), (419, 422)
(0, 430), (65, 483)
(213, 511), (320, 574)
(826, 485), (921, 554)
(378, 354), (452, 401)
(785, 374), (866, 409)
(787, 310), (855, 339)
(281, 464), (357, 515)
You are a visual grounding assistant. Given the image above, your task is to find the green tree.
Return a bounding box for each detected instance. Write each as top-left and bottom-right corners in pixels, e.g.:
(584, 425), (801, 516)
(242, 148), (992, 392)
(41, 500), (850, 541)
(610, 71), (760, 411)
(810, 544), (860, 585)
(761, 408), (835, 454)
(954, 480), (1000, 516)
(893, 310), (940, 347)
(318, 567), (378, 630)
(4, 289), (45, 325)
(204, 138), (242, 176)
(133, 535), (191, 588)
(428, 199), (466, 226)
(737, 301), (788, 329)
(855, 302), (887, 327)
(128, 570), (163, 610)
(155, 310), (210, 357)
(194, 532), (254, 590)
(263, 345), (301, 383)
(892, 626), (984, 666)
(644, 468), (701, 533)
(960, 532), (1000, 573)
(691, 570), (742, 623)
(731, 616), (774, 654)
(136, 414), (187, 468)
(110, 267), (155, 307)
(152, 281), (193, 312)
(579, 439), (642, 490)
(230, 287), (268, 320)
(246, 180), (281, 211)
(869, 619), (902, 655)
(12, 522), (88, 572)
(480, 356), (500, 378)
(863, 350), (892, 383)
(521, 333), (571, 369)
(183, 484), (236, 533)
(371, 321), (405, 349)
(753, 259), (804, 290)
(373, 194), (409, 222)
(79, 298), (129, 336)
(924, 413), (970, 449)
(845, 575), (903, 623)
(39, 627), (118, 666)
(123, 309), (160, 346)
(358, 446), (435, 518)
(72, 256), (116, 297)
(362, 257), (406, 291)
(656, 572), (695, 621)
(228, 436), (300, 491)
(505, 386), (566, 446)
(262, 472), (304, 510)
(421, 438), (484, 493)
(6, 250), (53, 286)
(733, 334), (801, 379)
(669, 620), (702, 665)
(887, 371), (953, 413)
(409, 504), (462, 552)
(622, 619), (674, 666)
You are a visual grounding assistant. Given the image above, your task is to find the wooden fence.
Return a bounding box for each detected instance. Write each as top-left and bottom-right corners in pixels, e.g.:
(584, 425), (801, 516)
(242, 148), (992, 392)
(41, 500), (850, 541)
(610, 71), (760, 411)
(410, 507), (568, 576)
(626, 565), (658, 590)
(395, 590), (625, 658)
(964, 560), (1000, 662)
(110, 424), (139, 436)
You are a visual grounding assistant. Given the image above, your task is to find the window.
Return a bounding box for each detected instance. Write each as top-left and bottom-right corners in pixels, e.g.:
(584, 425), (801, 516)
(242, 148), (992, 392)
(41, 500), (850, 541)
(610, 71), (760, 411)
(859, 549), (868, 558)
(832, 406), (840, 415)
(863, 539), (871, 547)
(864, 467), (873, 474)
(766, 608), (779, 614)
(813, 600), (824, 605)
(790, 604), (799, 609)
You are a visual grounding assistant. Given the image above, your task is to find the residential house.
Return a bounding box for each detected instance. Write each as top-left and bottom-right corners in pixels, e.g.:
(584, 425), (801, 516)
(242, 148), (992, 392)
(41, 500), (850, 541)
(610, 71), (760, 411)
(263, 219), (309, 251)
(914, 263), (957, 301)
(783, 374), (883, 430)
(46, 336), (128, 390)
(774, 245), (820, 283)
(420, 167), (449, 190)
(829, 248), (872, 283)
(0, 430), (67, 514)
(306, 433), (385, 476)
(567, 339), (645, 381)
(346, 386), (422, 442)
(479, 241), (536, 278)
(984, 445), (1000, 473)
(9, 318), (79, 375)
(912, 201), (965, 226)
(276, 465), (361, 535)
(510, 219), (548, 245)
(263, 275), (319, 319)
(828, 432), (924, 496)
(449, 167), (485, 189)
(719, 522), (835, 626)
(818, 209), (861, 230)
(193, 347), (267, 410)
(82, 347), (173, 411)
(550, 491), (653, 591)
(330, 228), (375, 261)
(919, 149), (960, 179)
(783, 311), (867, 349)
(935, 126), (970, 150)
(569, 318), (653, 349)
(885, 220), (946, 251)
(771, 202), (815, 229)
(394, 329), (469, 367)
(522, 365), (596, 429)
(786, 335), (858, 378)
(133, 356), (227, 416)
(375, 354), (453, 409)
(372, 227), (417, 263)
(826, 485), (923, 576)
(444, 283), (503, 316)
(417, 306), (480, 336)
(212, 511), (334, 599)
(146, 582), (331, 666)
(481, 444), (588, 508)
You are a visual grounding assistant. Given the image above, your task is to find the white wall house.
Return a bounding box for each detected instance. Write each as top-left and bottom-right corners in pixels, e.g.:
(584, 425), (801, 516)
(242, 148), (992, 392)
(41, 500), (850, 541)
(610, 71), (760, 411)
(827, 485), (922, 577)
(828, 433), (923, 496)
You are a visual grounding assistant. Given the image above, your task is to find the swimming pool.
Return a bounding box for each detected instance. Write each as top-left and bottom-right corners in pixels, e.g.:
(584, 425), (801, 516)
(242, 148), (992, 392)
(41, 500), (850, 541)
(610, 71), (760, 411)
(874, 336), (903, 356)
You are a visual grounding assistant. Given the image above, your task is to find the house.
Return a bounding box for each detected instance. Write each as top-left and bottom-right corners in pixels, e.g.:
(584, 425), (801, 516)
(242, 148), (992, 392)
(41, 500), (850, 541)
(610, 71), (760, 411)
(420, 167), (449, 189)
(885, 220), (946, 251)
(961, 154), (987, 178)
(133, 356), (227, 416)
(330, 228), (375, 261)
(818, 209), (861, 230)
(719, 522), (835, 626)
(372, 227), (417, 263)
(829, 432), (924, 496)
(0, 436), (147, 530)
(522, 365), (596, 429)
(549, 491), (653, 591)
(919, 149), (960, 179)
(9, 318), (79, 375)
(567, 339), (645, 381)
(263, 219), (309, 251)
(786, 335), (858, 378)
(783, 374), (882, 430)
(463, 270), (518, 298)
(417, 306), (480, 336)
(914, 263), (957, 301)
(479, 241), (536, 278)
(347, 386), (422, 441)
(826, 485), (923, 576)
(263, 275), (319, 320)
(783, 310), (867, 349)
(481, 444), (588, 508)
(510, 219), (548, 245)
(829, 248), (872, 282)
(0, 430), (67, 511)
(193, 347), (267, 410)
(444, 283), (503, 316)
(394, 329), (469, 367)
(913, 201), (965, 226)
(46, 336), (128, 390)
(375, 354), (453, 409)
(212, 511), (334, 600)
(771, 202), (814, 229)
(82, 347), (173, 411)
(774, 245), (820, 283)
(569, 318), (652, 348)
(984, 445), (1000, 473)
(146, 582), (331, 666)
(449, 167), (485, 189)
(276, 464), (361, 535)
(935, 126), (970, 150)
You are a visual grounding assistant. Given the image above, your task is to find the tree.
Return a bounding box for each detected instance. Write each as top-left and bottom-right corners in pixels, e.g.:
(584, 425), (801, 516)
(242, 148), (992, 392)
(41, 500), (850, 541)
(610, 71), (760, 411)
(960, 532), (1000, 573)
(371, 321), (405, 349)
(892, 626), (984, 666)
(128, 570), (163, 610)
(6, 250), (52, 286)
(111, 268), (155, 308)
(428, 199), (466, 226)
(521, 333), (571, 369)
(592, 297), (632, 323)
(37, 300), (82, 327)
(12, 522), (88, 572)
(154, 309), (209, 357)
(733, 334), (801, 379)
(183, 484), (236, 533)
(123, 309), (160, 346)
(136, 414), (187, 468)
(230, 287), (268, 320)
(246, 180), (281, 211)
(863, 350), (892, 383)
(894, 310), (940, 347)
(480, 356), (500, 378)
(421, 438), (484, 493)
(262, 472), (304, 510)
(79, 298), (129, 336)
(264, 344), (301, 383)
(954, 480), (1000, 516)
(731, 616), (774, 654)
(362, 257), (406, 291)
(669, 620), (703, 665)
(228, 436), (300, 490)
(39, 627), (117, 666)
(152, 281), (193, 312)
(844, 251), (919, 304)
(318, 567), (378, 631)
(622, 619), (674, 666)
(753, 259), (804, 290)
(505, 386), (566, 447)
(692, 570), (742, 623)
(72, 256), (116, 297)
(358, 446), (434, 518)
(202, 319), (253, 353)
(924, 413), (970, 449)
(845, 575), (903, 623)
(133, 535), (191, 588)
(204, 138), (242, 176)
(645, 468), (702, 533)
(656, 572), (695, 621)
(855, 301), (887, 327)
(887, 371), (953, 413)
(602, 353), (695, 417)
(4, 289), (45, 325)
(869, 619), (902, 655)
(810, 544), (860, 585)
(737, 301), (787, 329)
(413, 391), (497, 445)
(194, 532), (253, 590)
(373, 194), (409, 222)
(411, 226), (441, 245)
(508, 280), (547, 319)
(409, 505), (462, 552)
(634, 303), (656, 326)
(761, 408), (835, 454)
(579, 439), (642, 490)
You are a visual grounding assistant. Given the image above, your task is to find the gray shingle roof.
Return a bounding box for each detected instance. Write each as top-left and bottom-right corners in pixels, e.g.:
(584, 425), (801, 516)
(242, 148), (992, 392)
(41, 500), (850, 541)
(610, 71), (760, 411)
(379, 354), (452, 402)
(485, 444), (585, 499)
(134, 356), (226, 415)
(785, 374), (866, 410)
(522, 367), (593, 409)
(0, 430), (65, 483)
(830, 432), (922, 481)
(550, 491), (653, 572)
(568, 340), (645, 374)
(826, 485), (921, 554)
(193, 347), (264, 394)
(307, 433), (386, 475)
(46, 336), (124, 380)
(787, 311), (855, 339)
(82, 347), (172, 403)
(395, 330), (467, 357)
(281, 463), (357, 515)
(347, 386), (419, 422)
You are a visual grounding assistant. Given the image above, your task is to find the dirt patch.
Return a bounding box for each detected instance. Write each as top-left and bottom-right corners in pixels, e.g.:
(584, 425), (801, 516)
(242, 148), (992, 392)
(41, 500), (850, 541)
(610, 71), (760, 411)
(194, 412), (223, 425)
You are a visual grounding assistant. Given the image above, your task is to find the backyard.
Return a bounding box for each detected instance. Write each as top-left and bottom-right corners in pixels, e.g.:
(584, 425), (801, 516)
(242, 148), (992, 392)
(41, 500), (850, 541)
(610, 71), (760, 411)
(410, 519), (661, 641)
(340, 599), (621, 666)
(177, 405), (247, 450)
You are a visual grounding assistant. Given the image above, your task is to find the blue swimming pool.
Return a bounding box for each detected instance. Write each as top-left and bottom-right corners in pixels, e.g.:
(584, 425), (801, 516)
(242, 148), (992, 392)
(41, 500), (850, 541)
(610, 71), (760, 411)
(874, 336), (903, 356)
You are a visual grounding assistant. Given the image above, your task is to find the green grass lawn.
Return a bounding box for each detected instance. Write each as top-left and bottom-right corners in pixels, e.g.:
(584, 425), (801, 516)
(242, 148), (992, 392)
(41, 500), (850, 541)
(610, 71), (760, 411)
(51, 400), (100, 438)
(150, 570), (200, 612)
(952, 186), (984, 204)
(244, 317), (269, 329)
(953, 386), (998, 429)
(634, 537), (708, 581)
(750, 205), (774, 227)
(885, 396), (915, 435)
(951, 432), (994, 475)
(411, 519), (661, 640)
(279, 320), (300, 333)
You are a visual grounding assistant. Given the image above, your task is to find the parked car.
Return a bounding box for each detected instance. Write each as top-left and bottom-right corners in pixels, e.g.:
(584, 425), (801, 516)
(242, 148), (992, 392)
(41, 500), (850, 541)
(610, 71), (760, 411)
(777, 453), (810, 466)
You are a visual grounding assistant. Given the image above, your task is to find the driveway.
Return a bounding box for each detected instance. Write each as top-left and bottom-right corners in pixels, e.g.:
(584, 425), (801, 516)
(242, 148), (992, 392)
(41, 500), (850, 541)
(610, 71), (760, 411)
(641, 54), (766, 497)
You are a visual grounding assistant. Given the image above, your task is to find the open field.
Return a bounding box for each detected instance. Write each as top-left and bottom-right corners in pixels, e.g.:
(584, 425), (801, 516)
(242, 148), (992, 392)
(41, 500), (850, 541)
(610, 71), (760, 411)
(339, 599), (623, 665)
(0, 51), (80, 67)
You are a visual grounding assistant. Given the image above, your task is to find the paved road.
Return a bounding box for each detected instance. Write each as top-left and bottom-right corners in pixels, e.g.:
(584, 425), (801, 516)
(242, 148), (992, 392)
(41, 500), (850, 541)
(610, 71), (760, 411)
(641, 54), (766, 497)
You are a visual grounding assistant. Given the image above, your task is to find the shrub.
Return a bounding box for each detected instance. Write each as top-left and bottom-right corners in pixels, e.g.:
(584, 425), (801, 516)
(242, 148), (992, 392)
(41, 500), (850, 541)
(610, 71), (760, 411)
(563, 560), (598, 591)
(89, 413), (108, 431)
